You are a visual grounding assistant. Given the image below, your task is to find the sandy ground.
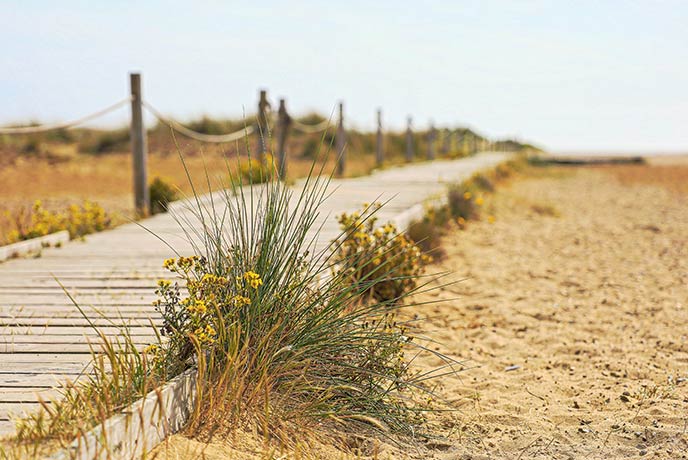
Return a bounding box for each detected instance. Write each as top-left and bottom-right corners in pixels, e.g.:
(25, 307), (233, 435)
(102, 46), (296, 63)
(153, 161), (688, 459)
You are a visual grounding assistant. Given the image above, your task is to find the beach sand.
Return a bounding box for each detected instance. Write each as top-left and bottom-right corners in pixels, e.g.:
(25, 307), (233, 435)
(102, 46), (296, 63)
(153, 160), (688, 459)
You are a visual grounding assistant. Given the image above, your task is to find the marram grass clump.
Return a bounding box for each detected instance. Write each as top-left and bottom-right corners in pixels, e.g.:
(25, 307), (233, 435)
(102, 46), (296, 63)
(153, 166), (456, 441)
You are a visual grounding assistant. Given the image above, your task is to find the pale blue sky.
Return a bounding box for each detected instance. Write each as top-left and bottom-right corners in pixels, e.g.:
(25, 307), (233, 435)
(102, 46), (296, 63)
(2, 0), (687, 152)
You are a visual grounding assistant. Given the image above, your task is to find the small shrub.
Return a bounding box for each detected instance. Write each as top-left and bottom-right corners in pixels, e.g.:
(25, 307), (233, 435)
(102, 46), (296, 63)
(333, 203), (431, 302)
(149, 177), (178, 214)
(407, 219), (444, 259)
(238, 153), (276, 183)
(87, 128), (129, 154)
(44, 128), (75, 144)
(471, 172), (495, 192)
(21, 136), (43, 155)
(300, 137), (319, 159)
(448, 184), (480, 221)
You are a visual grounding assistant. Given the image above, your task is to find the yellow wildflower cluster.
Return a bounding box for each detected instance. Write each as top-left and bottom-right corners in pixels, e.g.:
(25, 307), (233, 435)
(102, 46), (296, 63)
(334, 203), (430, 302)
(232, 295), (251, 306)
(243, 271), (263, 289)
(186, 299), (208, 315)
(193, 324), (217, 344)
(155, 256), (265, 358)
(1, 200), (111, 245)
(163, 255), (202, 274)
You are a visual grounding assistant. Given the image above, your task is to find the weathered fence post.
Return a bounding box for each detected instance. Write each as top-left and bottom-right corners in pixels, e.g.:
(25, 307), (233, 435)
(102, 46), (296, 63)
(257, 89), (270, 160)
(276, 98), (291, 180)
(441, 128), (450, 156)
(405, 116), (414, 162)
(129, 73), (149, 217)
(426, 121), (436, 160)
(336, 102), (345, 176)
(375, 109), (384, 167)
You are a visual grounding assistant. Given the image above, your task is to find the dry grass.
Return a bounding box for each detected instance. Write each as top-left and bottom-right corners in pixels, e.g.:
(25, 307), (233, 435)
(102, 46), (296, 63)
(593, 156), (688, 195)
(0, 149), (377, 242)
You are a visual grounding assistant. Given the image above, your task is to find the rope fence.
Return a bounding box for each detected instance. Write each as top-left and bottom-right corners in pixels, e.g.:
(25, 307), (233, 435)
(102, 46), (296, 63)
(0, 97), (132, 134)
(1, 71), (502, 215)
(291, 118), (331, 134)
(142, 101), (255, 143)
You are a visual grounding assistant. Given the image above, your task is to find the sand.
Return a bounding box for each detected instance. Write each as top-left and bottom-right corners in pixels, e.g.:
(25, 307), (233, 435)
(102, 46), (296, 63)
(153, 161), (688, 459)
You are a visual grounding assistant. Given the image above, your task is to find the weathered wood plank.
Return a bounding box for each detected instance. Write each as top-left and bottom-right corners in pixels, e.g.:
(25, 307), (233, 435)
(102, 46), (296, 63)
(0, 335), (154, 345)
(0, 402), (46, 420)
(1, 326), (157, 336)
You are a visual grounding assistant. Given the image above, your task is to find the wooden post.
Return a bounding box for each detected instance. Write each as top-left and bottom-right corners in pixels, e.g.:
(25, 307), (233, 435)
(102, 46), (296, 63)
(375, 109), (384, 167)
(129, 73), (149, 217)
(441, 129), (450, 156)
(257, 89), (269, 160)
(405, 116), (414, 162)
(276, 98), (291, 180)
(336, 102), (346, 176)
(426, 121), (436, 160)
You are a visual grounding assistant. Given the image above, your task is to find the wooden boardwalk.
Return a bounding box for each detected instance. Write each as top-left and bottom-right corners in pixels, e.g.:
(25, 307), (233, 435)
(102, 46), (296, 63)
(0, 152), (509, 436)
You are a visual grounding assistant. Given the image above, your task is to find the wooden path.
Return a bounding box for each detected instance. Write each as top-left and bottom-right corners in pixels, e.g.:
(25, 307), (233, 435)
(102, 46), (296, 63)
(0, 152), (510, 436)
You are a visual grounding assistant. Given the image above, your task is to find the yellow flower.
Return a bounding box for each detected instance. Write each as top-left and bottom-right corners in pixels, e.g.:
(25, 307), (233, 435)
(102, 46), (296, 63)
(475, 197), (484, 206)
(457, 217), (466, 226)
(157, 279), (171, 289)
(233, 295), (251, 306)
(243, 271), (263, 289)
(187, 299), (207, 315)
(487, 215), (496, 224)
(144, 343), (160, 355)
(194, 327), (215, 344)
(163, 258), (176, 269)
(463, 191), (472, 200)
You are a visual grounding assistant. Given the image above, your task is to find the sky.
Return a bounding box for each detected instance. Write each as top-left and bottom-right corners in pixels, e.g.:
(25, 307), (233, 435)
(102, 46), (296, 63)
(1, 0), (687, 153)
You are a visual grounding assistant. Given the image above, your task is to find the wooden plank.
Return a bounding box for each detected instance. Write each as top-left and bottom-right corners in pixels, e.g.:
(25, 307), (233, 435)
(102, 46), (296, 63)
(1, 326), (157, 336)
(0, 388), (61, 402)
(0, 420), (16, 435)
(0, 318), (162, 327)
(0, 335), (154, 345)
(0, 353), (95, 363)
(0, 373), (84, 388)
(0, 402), (46, 420)
(0, 362), (94, 373)
(0, 343), (143, 354)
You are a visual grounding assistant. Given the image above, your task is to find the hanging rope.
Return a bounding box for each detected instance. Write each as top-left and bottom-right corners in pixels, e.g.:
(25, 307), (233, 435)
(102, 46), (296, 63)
(291, 119), (331, 134)
(142, 100), (255, 143)
(0, 98), (132, 134)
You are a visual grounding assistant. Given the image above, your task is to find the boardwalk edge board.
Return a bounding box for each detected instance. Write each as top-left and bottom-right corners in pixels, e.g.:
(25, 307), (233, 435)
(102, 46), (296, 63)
(0, 231), (70, 263)
(49, 368), (197, 460)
